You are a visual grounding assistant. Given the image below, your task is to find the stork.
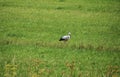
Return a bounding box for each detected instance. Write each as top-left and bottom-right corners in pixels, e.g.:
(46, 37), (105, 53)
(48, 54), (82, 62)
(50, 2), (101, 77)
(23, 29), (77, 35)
(59, 32), (71, 42)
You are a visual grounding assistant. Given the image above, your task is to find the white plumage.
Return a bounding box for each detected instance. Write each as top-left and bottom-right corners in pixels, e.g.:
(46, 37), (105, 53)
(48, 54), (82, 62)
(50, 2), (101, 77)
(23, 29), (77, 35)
(59, 32), (71, 41)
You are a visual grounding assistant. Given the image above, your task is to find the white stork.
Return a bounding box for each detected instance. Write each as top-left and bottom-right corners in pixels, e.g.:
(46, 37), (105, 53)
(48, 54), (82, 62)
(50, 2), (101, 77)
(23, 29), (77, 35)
(59, 32), (71, 42)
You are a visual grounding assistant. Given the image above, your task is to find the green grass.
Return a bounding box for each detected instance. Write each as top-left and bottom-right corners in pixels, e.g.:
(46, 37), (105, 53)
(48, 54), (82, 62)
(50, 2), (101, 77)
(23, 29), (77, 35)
(0, 45), (120, 77)
(0, 0), (120, 77)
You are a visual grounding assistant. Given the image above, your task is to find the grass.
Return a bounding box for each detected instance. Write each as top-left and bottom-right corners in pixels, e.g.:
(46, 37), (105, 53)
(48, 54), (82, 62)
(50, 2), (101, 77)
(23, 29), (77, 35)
(0, 0), (120, 77)
(0, 45), (120, 77)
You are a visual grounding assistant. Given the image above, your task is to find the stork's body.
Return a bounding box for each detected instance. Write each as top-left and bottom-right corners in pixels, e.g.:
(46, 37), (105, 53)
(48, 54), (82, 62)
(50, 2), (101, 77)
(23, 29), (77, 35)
(59, 32), (71, 42)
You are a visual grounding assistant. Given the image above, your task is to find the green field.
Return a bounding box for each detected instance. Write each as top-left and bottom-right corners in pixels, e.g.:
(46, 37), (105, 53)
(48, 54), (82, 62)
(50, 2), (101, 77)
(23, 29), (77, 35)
(0, 0), (120, 77)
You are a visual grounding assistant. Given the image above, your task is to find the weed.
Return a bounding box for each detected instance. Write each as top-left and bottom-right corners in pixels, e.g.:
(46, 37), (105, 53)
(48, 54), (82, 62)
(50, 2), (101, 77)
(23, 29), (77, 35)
(4, 56), (17, 77)
(106, 65), (120, 77)
(66, 61), (75, 77)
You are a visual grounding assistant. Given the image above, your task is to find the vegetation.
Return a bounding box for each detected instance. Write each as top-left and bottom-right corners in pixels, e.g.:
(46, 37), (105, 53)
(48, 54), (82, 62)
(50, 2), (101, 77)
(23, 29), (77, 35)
(0, 0), (120, 77)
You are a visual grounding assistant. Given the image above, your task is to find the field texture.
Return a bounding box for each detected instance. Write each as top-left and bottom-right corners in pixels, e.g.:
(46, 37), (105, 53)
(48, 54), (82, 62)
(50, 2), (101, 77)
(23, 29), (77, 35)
(0, 0), (120, 77)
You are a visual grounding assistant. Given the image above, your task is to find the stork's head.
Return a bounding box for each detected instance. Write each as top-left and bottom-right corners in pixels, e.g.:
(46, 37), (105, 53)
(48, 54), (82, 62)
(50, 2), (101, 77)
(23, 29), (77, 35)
(68, 32), (71, 35)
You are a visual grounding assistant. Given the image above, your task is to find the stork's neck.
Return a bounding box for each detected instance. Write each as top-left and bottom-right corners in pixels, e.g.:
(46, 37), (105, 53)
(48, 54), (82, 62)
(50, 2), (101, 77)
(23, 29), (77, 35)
(68, 34), (71, 37)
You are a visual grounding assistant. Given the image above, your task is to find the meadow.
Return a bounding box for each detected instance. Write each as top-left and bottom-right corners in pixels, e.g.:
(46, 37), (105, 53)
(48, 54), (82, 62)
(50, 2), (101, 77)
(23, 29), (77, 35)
(0, 0), (120, 77)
